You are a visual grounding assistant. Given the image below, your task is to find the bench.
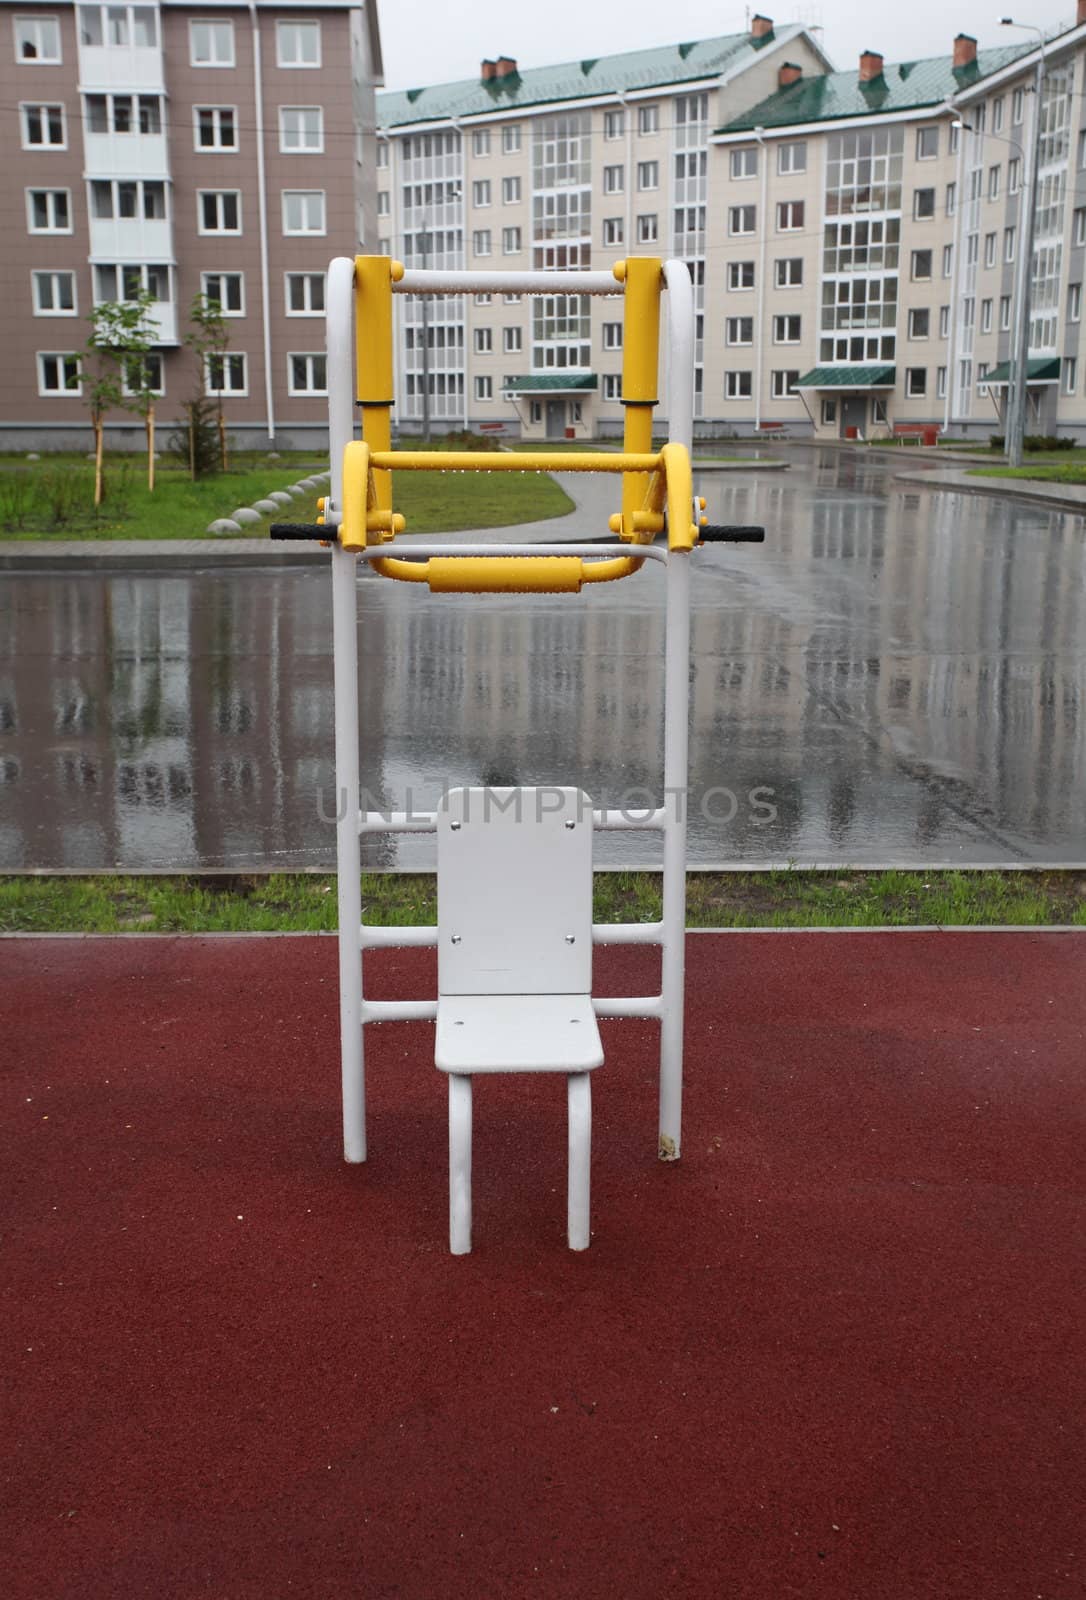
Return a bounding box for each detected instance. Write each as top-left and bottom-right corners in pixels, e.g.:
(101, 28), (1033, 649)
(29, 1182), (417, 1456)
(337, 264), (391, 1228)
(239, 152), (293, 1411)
(893, 423), (940, 446)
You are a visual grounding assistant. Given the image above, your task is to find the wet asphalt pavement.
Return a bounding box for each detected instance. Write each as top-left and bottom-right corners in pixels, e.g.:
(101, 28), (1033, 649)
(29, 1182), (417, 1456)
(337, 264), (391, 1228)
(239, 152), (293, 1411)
(1, 447), (1084, 870)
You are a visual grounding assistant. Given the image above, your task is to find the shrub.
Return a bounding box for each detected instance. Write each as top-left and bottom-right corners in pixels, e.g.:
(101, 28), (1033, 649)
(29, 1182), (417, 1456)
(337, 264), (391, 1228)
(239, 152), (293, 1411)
(168, 397), (222, 478)
(989, 433), (1074, 452)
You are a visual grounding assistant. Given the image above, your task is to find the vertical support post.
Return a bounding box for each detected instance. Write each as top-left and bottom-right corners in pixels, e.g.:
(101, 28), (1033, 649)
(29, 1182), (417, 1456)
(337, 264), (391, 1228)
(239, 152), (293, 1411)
(618, 256), (663, 536)
(567, 1073), (592, 1250)
(449, 1075), (473, 1255)
(659, 260), (695, 1163)
(355, 254), (398, 523)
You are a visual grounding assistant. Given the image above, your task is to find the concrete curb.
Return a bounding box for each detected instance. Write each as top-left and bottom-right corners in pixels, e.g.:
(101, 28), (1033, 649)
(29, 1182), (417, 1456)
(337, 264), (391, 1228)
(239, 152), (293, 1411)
(893, 469), (1086, 515)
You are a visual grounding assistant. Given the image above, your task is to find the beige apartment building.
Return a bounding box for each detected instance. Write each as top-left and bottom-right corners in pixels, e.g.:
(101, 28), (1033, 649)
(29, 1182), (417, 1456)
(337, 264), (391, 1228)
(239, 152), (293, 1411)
(376, 10), (1086, 443)
(1, 0), (382, 449)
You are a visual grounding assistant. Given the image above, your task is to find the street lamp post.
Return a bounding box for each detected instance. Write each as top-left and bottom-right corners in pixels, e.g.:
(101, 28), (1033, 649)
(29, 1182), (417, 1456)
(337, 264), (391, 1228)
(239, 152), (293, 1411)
(1001, 18), (1047, 470)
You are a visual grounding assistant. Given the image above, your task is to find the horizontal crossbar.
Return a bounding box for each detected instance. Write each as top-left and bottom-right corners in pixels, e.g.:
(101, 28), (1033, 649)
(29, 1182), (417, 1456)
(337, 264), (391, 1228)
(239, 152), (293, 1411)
(367, 451), (660, 474)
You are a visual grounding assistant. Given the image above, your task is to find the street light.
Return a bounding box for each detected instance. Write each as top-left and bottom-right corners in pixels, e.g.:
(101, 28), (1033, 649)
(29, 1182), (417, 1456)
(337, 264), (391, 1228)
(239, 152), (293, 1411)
(1000, 18), (1046, 469)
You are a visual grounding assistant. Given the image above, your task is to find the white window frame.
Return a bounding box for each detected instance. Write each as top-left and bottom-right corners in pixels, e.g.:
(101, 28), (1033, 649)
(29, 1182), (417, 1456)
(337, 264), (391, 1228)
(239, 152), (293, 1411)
(204, 351), (248, 397)
(1063, 356), (1077, 396)
(603, 165), (624, 195)
(981, 299), (993, 334)
(474, 375), (493, 401)
(194, 105), (238, 151)
(189, 18), (235, 68)
(276, 19), (320, 69)
(776, 200), (804, 232)
(502, 325), (522, 354)
(602, 373), (621, 401)
(15, 14), (61, 64)
(602, 217), (623, 245)
(202, 270), (246, 316)
(288, 352), (327, 395)
(777, 141), (806, 175)
(122, 352), (164, 397)
(279, 106), (323, 154)
(729, 205), (756, 236)
(26, 187), (71, 233)
(198, 189), (241, 234)
(94, 262), (171, 305)
(472, 228), (491, 257)
(724, 370), (753, 399)
(821, 397), (837, 426)
(999, 295), (1011, 331)
(473, 326), (492, 353)
(728, 261), (755, 291)
(908, 308), (930, 340)
(281, 189), (325, 236)
(638, 105), (659, 135)
(772, 314), (801, 345)
(913, 187), (936, 221)
(725, 317), (753, 346)
(936, 366), (947, 400)
(1004, 227), (1016, 264)
(984, 232), (997, 269)
(376, 190), (390, 216)
(916, 126), (939, 160)
(1069, 282), (1082, 324)
(501, 226), (521, 255)
(285, 271), (324, 316)
(636, 214), (658, 244)
(730, 147), (758, 180)
(939, 305), (950, 338)
(31, 269), (76, 316)
(905, 367), (927, 398)
(472, 128), (490, 157)
(501, 175), (521, 204)
(37, 351), (80, 396)
(21, 102), (66, 150)
(603, 109), (624, 141)
(502, 124), (521, 154)
(472, 178), (491, 208)
(602, 322), (622, 351)
(636, 160), (659, 192)
(770, 369), (800, 399)
(774, 257), (803, 288)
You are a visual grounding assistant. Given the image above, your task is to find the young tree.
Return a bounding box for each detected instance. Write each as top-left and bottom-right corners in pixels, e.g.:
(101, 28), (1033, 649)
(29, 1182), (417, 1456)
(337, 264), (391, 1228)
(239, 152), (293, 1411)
(185, 293), (232, 472)
(74, 296), (156, 508)
(117, 291), (161, 492)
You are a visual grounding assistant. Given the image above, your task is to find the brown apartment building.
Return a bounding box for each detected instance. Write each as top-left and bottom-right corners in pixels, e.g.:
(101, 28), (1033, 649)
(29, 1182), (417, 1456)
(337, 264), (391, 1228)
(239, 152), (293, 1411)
(0, 0), (383, 449)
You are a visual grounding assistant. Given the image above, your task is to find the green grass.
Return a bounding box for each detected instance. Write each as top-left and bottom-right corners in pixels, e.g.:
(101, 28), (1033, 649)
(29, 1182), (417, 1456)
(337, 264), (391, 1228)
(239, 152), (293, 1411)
(0, 446), (575, 540)
(3, 870), (1083, 934)
(967, 461), (1086, 484)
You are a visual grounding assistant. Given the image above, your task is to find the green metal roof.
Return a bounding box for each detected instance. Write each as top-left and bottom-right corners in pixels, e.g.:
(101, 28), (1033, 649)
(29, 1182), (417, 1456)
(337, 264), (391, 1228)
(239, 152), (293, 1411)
(503, 374), (599, 394)
(378, 26), (805, 128)
(982, 357), (1061, 385)
(717, 43), (1033, 134)
(795, 366), (896, 389)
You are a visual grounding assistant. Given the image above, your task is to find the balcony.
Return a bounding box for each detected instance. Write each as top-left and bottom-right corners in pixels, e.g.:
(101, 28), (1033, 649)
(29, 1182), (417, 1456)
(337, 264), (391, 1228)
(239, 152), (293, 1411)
(89, 216), (173, 261)
(78, 45), (164, 92)
(83, 131), (169, 179)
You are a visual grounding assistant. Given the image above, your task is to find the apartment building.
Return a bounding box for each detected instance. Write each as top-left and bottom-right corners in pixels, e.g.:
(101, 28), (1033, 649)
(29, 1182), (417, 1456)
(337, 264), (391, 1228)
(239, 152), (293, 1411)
(375, 17), (832, 438)
(1, 0), (382, 449)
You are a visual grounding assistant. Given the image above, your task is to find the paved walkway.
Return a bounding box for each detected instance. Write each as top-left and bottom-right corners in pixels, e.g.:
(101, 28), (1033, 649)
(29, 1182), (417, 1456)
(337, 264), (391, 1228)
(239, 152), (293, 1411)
(6, 929), (1084, 1599)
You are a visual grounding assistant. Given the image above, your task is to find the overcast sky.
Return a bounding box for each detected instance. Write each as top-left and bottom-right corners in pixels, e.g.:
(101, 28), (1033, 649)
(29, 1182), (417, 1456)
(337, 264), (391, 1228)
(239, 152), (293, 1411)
(375, 2), (1061, 92)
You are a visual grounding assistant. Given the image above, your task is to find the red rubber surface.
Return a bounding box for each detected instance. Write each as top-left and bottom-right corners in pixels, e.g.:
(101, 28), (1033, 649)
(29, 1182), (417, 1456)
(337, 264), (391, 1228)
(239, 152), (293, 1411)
(4, 932), (1085, 1599)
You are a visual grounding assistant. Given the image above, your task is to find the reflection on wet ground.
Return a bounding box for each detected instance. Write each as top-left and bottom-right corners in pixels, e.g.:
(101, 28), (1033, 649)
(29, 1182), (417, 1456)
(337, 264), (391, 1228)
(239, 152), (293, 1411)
(1, 448), (1084, 870)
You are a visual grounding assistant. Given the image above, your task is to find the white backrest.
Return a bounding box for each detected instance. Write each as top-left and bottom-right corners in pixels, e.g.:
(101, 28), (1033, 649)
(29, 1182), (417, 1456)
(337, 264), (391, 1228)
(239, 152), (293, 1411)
(437, 787), (593, 996)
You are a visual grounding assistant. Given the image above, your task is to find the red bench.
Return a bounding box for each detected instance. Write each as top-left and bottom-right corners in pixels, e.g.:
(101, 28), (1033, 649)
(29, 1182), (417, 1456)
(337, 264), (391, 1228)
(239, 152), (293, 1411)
(893, 423), (940, 446)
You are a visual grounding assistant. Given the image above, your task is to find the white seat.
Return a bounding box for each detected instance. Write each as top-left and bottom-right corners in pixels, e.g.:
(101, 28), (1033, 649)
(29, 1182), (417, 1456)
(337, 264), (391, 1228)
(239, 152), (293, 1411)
(436, 785), (601, 1255)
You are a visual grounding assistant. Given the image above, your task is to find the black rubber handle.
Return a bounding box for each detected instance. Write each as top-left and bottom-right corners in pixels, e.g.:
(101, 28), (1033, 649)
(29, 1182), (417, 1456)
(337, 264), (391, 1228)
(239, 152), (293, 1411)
(270, 523), (330, 541)
(698, 525), (766, 543)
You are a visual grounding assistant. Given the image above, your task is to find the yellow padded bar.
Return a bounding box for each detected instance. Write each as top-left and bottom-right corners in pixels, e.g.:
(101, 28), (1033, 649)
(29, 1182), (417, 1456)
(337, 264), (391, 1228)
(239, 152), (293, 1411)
(369, 451), (660, 474)
(369, 555), (645, 593)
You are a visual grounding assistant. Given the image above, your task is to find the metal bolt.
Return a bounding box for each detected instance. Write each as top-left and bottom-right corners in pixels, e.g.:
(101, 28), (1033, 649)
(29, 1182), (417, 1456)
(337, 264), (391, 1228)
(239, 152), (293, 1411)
(451, 935), (462, 945)
(565, 934), (576, 944)
(565, 819), (575, 829)
(450, 820), (461, 831)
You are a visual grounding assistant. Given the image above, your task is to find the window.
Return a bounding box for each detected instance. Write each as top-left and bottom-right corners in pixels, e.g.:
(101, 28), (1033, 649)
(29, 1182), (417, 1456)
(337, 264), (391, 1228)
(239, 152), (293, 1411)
(472, 128), (490, 157)
(603, 109), (624, 141)
(728, 261), (755, 290)
(725, 317), (753, 345)
(636, 214), (657, 244)
(908, 308), (930, 339)
(288, 353), (326, 394)
(282, 190), (324, 234)
(474, 327), (492, 353)
(938, 305), (949, 338)
(1012, 87), (1024, 124)
(88, 92), (162, 134)
(775, 257), (803, 288)
(1069, 283), (1082, 323)
(15, 14), (61, 62)
(199, 190), (240, 233)
(1008, 158), (1020, 194)
(277, 20), (320, 67)
(637, 160), (658, 191)
(946, 182), (957, 216)
(942, 243), (953, 278)
(911, 249), (932, 281)
(981, 299), (993, 334)
(204, 271), (245, 315)
(205, 354), (247, 395)
(37, 352), (79, 395)
(602, 374), (621, 401)
(21, 103), (65, 148)
(190, 19), (234, 67)
(962, 296), (975, 330)
(503, 292), (521, 304)
(999, 295), (1011, 331)
(279, 107), (322, 153)
(993, 96), (1004, 133)
(1004, 226), (1015, 263)
(285, 272), (324, 315)
(195, 106), (237, 150)
(376, 141), (389, 168)
(988, 165), (1000, 201)
(474, 293), (491, 305)
(32, 270), (75, 314)
(502, 175), (521, 204)
(503, 326), (522, 354)
(936, 366), (947, 399)
(376, 190), (389, 216)
(776, 200), (803, 231)
(472, 179), (491, 208)
(638, 105), (659, 135)
(474, 375), (493, 401)
(93, 262), (170, 303)
(85, 5), (158, 47)
(91, 178), (165, 219)
(602, 322), (622, 350)
(777, 141), (806, 175)
(913, 188), (935, 220)
(604, 165), (624, 194)
(724, 370), (752, 399)
(772, 314), (801, 344)
(502, 124), (521, 154)
(1064, 357), (1077, 395)
(905, 367), (927, 397)
(984, 232), (996, 269)
(916, 126), (938, 160)
(729, 205), (756, 235)
(770, 370), (799, 398)
(602, 217), (623, 245)
(502, 226), (521, 254)
(121, 352), (163, 396)
(730, 148), (758, 179)
(1076, 209), (1086, 248)
(27, 188), (70, 232)
(821, 398), (837, 426)
(472, 228), (491, 256)
(949, 123), (960, 156)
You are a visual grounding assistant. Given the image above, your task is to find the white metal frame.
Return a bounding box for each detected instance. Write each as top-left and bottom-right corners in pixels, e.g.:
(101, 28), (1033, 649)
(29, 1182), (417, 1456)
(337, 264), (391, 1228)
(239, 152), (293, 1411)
(323, 255), (695, 1180)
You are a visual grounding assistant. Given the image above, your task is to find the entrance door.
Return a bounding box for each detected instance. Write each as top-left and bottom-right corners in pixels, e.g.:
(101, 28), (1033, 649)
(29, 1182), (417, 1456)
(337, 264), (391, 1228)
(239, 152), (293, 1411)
(546, 399), (566, 438)
(841, 395), (867, 438)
